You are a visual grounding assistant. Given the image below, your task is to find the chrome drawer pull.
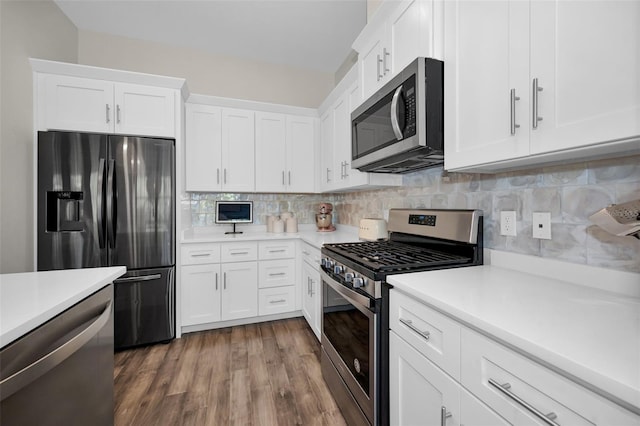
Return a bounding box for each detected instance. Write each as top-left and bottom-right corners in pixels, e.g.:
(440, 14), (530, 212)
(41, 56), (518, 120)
(191, 253), (211, 257)
(399, 318), (430, 340)
(230, 251), (249, 255)
(268, 272), (286, 277)
(441, 406), (452, 426)
(488, 379), (560, 426)
(269, 299), (286, 304)
(268, 249), (286, 253)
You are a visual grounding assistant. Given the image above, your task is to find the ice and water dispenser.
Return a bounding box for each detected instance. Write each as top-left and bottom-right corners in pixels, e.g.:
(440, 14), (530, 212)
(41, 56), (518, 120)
(46, 191), (84, 232)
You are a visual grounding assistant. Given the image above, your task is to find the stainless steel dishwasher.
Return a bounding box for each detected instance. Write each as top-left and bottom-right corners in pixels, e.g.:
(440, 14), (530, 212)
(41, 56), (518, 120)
(0, 285), (114, 425)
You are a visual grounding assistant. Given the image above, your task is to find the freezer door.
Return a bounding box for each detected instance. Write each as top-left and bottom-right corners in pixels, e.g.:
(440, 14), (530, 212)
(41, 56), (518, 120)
(37, 131), (108, 270)
(113, 267), (175, 349)
(108, 136), (175, 269)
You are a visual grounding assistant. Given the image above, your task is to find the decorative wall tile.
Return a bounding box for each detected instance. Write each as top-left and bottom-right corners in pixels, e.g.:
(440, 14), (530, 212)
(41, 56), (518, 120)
(187, 154), (640, 273)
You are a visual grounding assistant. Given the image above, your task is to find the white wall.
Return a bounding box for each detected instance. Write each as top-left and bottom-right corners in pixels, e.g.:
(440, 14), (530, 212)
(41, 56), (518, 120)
(78, 30), (335, 108)
(0, 0), (78, 273)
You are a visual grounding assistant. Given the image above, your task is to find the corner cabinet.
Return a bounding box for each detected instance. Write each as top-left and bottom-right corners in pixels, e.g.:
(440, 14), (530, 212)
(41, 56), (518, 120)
(353, 0), (443, 101)
(41, 74), (176, 138)
(185, 103), (255, 192)
(255, 112), (316, 193)
(444, 0), (640, 172)
(318, 67), (401, 192)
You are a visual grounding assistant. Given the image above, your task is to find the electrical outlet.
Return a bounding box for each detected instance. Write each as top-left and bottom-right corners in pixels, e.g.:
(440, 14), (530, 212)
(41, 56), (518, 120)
(500, 211), (517, 236)
(532, 212), (552, 239)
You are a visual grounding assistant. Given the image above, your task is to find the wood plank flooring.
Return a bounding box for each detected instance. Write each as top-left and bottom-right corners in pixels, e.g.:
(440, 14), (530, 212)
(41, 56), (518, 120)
(114, 318), (347, 426)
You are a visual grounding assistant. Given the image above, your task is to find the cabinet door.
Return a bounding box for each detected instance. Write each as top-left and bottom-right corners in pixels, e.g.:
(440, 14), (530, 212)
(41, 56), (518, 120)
(530, 0), (640, 154)
(460, 388), (511, 426)
(181, 264), (221, 326)
(44, 75), (114, 133)
(114, 83), (175, 138)
(390, 331), (461, 426)
(185, 104), (222, 192)
(286, 115), (316, 193)
(255, 112), (287, 192)
(443, 0), (530, 170)
(388, 0), (429, 74)
(343, 80), (369, 188)
(359, 32), (387, 101)
(221, 262), (258, 321)
(319, 109), (335, 191)
(221, 108), (255, 192)
(301, 260), (320, 340)
(332, 95), (350, 189)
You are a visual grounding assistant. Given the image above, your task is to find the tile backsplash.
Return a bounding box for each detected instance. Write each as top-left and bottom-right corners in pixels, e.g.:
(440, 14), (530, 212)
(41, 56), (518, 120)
(187, 154), (640, 273)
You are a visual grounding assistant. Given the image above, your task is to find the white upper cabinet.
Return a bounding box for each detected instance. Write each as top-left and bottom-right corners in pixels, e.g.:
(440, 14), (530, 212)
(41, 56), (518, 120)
(444, 0), (640, 172)
(43, 74), (175, 138)
(255, 112), (316, 193)
(185, 103), (255, 193)
(354, 0), (440, 101)
(185, 104), (222, 192)
(319, 109), (336, 191)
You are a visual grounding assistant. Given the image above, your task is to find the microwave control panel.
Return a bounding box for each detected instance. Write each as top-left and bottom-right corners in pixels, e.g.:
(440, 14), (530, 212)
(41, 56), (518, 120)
(403, 76), (417, 137)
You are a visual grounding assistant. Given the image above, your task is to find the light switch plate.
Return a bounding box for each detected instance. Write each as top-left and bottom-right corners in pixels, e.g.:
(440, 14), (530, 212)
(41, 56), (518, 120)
(532, 212), (552, 239)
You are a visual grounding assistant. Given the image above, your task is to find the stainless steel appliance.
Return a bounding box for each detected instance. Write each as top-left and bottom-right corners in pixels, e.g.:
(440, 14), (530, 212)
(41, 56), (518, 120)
(351, 57), (444, 174)
(37, 131), (175, 349)
(1, 285), (114, 425)
(320, 209), (483, 426)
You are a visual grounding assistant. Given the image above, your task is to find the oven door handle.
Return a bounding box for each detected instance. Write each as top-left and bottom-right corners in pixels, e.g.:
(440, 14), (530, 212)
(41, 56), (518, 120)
(321, 270), (375, 318)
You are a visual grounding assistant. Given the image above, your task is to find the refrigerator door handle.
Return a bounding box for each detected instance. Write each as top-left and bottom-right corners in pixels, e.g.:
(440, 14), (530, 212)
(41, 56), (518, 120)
(97, 158), (106, 249)
(106, 159), (117, 249)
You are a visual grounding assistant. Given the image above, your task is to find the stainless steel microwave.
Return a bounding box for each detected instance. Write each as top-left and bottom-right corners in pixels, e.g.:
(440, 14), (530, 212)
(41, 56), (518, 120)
(351, 57), (444, 173)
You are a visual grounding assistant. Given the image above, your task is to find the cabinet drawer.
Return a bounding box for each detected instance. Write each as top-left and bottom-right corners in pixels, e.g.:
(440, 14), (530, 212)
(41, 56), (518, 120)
(221, 241), (258, 262)
(259, 259), (296, 288)
(258, 286), (296, 316)
(258, 240), (296, 260)
(461, 328), (639, 425)
(300, 241), (321, 268)
(389, 290), (461, 380)
(181, 243), (221, 265)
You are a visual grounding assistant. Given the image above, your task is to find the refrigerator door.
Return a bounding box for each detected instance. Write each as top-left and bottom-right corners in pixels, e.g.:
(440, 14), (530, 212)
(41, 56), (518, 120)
(113, 267), (175, 349)
(37, 131), (108, 271)
(107, 136), (175, 269)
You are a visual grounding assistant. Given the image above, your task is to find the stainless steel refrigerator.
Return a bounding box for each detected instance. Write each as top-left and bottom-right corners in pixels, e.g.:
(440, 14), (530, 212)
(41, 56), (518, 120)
(37, 131), (175, 349)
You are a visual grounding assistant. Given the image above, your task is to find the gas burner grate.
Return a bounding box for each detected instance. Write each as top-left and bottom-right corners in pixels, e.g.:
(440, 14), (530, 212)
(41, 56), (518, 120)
(326, 241), (470, 272)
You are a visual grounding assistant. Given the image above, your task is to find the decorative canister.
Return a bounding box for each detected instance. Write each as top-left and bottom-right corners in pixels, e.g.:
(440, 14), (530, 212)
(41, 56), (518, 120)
(267, 215), (278, 232)
(272, 218), (285, 234)
(285, 217), (298, 233)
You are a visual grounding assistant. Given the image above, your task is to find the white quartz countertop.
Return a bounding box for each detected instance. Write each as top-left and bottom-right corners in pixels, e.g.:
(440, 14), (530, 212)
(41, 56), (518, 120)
(0, 267), (126, 347)
(181, 224), (360, 249)
(387, 252), (640, 414)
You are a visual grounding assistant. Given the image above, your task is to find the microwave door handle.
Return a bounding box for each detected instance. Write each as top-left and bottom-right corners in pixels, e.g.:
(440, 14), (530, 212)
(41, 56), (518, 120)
(390, 86), (404, 140)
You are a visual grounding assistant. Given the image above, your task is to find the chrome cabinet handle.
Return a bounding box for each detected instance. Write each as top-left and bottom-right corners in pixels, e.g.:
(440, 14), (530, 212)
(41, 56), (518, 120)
(399, 318), (430, 340)
(288, 171), (291, 185)
(343, 161), (349, 178)
(268, 272), (286, 277)
(282, 170), (285, 185)
(532, 78), (544, 129)
(488, 379), (560, 425)
(310, 279), (315, 296)
(268, 249), (286, 253)
(269, 299), (286, 304)
(377, 54), (383, 81)
(510, 89), (521, 135)
(223, 272), (227, 289)
(105, 104), (111, 123)
(326, 167), (331, 183)
(230, 251), (249, 255)
(215, 272), (218, 290)
(383, 47), (390, 75)
(390, 85), (404, 140)
(224, 168), (227, 184)
(441, 406), (452, 426)
(116, 105), (121, 124)
(217, 168), (220, 184)
(191, 253), (211, 257)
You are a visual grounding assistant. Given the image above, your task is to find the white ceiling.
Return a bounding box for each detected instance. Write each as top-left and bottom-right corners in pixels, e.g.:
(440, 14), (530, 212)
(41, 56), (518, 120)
(54, 0), (367, 74)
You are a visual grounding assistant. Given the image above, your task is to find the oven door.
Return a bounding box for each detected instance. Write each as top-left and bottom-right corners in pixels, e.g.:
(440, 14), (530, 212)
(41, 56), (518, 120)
(321, 270), (377, 425)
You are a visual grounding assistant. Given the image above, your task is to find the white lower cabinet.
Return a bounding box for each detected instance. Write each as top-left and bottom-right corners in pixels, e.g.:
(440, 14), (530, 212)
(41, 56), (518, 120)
(301, 258), (321, 339)
(258, 286), (296, 316)
(221, 262), (258, 321)
(181, 264), (221, 326)
(389, 289), (640, 426)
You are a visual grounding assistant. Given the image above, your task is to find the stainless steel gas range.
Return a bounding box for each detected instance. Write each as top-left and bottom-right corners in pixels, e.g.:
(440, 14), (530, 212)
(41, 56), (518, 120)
(320, 209), (484, 426)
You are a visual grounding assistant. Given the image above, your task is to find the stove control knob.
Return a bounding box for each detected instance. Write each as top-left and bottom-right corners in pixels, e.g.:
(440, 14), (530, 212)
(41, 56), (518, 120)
(334, 265), (344, 275)
(321, 258), (328, 268)
(324, 259), (335, 269)
(353, 277), (365, 288)
(344, 272), (354, 283)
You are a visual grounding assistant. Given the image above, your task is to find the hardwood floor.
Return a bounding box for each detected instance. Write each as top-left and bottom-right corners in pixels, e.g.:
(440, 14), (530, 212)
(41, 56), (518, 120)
(114, 318), (347, 426)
